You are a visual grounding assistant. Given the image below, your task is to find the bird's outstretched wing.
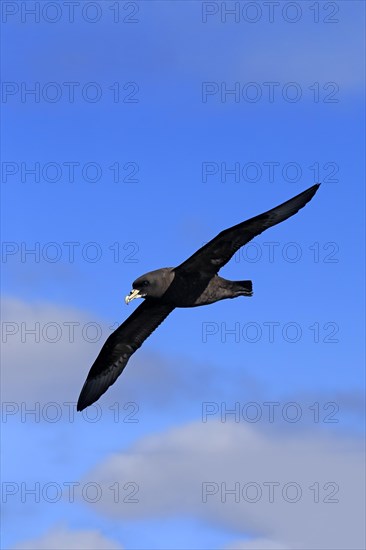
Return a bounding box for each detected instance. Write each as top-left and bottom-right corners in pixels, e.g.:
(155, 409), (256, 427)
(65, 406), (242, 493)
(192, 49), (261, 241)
(176, 184), (320, 276)
(77, 299), (174, 411)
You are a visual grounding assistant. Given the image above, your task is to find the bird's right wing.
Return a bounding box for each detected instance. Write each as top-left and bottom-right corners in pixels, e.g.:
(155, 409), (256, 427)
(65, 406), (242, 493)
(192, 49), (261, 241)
(176, 184), (320, 276)
(77, 299), (174, 411)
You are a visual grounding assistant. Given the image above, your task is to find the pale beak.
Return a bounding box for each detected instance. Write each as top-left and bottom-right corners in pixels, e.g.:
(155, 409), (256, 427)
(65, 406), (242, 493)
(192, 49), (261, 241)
(125, 289), (143, 305)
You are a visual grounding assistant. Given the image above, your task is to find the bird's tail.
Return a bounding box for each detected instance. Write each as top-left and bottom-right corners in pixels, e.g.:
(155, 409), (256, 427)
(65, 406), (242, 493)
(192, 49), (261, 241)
(232, 280), (253, 297)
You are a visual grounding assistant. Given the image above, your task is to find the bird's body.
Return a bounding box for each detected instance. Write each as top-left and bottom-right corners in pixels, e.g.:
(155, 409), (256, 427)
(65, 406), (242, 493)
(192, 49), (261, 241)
(187, 275), (253, 307)
(77, 184), (320, 411)
(145, 269), (251, 307)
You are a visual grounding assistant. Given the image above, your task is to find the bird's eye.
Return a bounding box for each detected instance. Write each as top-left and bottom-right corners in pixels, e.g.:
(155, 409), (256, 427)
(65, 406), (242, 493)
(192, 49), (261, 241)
(142, 280), (149, 286)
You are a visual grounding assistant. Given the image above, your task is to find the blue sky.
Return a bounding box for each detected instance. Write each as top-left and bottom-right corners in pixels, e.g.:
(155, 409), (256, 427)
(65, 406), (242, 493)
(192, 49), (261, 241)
(1, 2), (365, 549)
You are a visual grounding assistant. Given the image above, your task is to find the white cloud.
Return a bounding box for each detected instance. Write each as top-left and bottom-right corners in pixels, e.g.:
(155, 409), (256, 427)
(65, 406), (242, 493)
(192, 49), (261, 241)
(3, 297), (362, 427)
(0, 297), (186, 406)
(12, 525), (122, 550)
(1, 297), (97, 403)
(224, 539), (289, 550)
(84, 420), (365, 550)
(0, 296), (234, 411)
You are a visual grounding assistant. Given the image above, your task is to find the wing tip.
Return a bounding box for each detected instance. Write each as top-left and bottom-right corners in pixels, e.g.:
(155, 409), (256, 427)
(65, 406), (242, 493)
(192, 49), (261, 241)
(304, 182), (321, 203)
(291, 183), (320, 210)
(76, 379), (100, 412)
(76, 392), (91, 412)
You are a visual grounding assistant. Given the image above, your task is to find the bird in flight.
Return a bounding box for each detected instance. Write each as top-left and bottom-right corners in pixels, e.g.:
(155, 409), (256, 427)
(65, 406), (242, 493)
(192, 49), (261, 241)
(77, 184), (320, 411)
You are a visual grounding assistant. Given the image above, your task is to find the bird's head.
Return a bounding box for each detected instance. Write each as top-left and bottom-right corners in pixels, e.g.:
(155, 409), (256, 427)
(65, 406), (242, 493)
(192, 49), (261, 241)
(125, 268), (174, 304)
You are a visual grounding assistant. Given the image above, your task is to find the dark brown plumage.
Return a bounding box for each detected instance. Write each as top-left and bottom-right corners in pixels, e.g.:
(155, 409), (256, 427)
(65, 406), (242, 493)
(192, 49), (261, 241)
(77, 184), (320, 411)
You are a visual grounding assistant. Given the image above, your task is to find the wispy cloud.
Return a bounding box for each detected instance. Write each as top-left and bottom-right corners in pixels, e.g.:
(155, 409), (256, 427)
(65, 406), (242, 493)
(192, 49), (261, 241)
(84, 420), (365, 549)
(12, 525), (122, 550)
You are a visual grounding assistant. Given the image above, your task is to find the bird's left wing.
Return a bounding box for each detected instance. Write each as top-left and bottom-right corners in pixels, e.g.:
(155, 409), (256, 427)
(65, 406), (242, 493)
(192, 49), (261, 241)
(77, 299), (174, 411)
(175, 184), (320, 276)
